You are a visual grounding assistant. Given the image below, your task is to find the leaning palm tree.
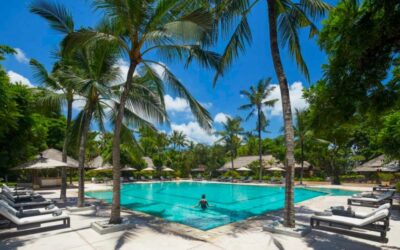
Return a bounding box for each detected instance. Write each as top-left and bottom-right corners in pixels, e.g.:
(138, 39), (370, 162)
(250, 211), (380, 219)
(62, 1), (220, 223)
(30, 0), (77, 202)
(65, 42), (167, 207)
(216, 117), (244, 170)
(239, 78), (277, 181)
(209, 0), (331, 228)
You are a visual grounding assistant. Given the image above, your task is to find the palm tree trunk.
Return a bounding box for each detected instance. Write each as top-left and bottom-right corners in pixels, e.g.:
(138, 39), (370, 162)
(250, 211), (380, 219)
(300, 138), (304, 185)
(258, 108), (263, 182)
(267, 0), (296, 228)
(60, 98), (73, 201)
(77, 110), (92, 207)
(110, 61), (138, 224)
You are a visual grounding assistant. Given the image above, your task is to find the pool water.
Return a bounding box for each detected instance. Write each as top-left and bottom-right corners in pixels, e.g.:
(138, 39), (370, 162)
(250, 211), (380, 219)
(85, 182), (355, 230)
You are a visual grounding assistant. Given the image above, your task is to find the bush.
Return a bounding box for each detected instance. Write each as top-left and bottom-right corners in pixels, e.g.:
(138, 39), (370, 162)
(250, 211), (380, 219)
(396, 182), (400, 193)
(86, 169), (113, 179)
(223, 170), (241, 179)
(377, 173), (394, 182)
(340, 174), (365, 182)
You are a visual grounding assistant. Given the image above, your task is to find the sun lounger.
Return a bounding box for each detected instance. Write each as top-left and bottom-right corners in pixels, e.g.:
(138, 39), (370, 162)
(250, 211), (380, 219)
(348, 191), (393, 207)
(128, 177), (136, 182)
(373, 185), (396, 192)
(2, 185), (40, 198)
(244, 177), (253, 183)
(330, 203), (391, 218)
(310, 209), (390, 243)
(0, 194), (53, 209)
(0, 200), (60, 218)
(0, 205), (69, 230)
(2, 184), (32, 194)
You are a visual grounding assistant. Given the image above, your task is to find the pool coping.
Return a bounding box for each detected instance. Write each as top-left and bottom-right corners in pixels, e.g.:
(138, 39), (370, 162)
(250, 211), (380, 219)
(83, 180), (359, 236)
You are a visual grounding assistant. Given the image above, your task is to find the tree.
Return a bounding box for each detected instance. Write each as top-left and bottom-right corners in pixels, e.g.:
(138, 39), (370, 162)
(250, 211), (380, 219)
(216, 117), (244, 170)
(62, 1), (220, 223)
(30, 0), (77, 201)
(210, 0), (330, 227)
(169, 130), (187, 151)
(294, 108), (307, 185)
(239, 78), (277, 181)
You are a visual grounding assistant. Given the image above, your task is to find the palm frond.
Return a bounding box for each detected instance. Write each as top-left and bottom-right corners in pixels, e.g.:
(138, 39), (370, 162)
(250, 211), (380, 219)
(30, 0), (74, 34)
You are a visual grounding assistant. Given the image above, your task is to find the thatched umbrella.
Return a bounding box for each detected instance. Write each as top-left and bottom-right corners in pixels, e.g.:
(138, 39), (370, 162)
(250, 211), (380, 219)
(266, 167), (285, 172)
(40, 148), (78, 167)
(121, 166), (137, 171)
(353, 155), (400, 172)
(142, 166), (155, 171)
(236, 166), (251, 172)
(14, 156), (69, 170)
(162, 167), (174, 172)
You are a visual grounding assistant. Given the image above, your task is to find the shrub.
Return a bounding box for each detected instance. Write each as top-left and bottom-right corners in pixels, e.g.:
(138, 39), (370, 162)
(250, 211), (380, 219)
(223, 170), (241, 179)
(86, 169), (113, 179)
(340, 174), (365, 182)
(396, 182), (400, 193)
(377, 173), (394, 182)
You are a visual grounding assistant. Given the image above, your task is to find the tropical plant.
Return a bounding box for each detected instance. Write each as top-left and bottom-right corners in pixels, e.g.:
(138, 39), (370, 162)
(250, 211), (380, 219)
(239, 78), (277, 181)
(169, 130), (188, 151)
(30, 0), (77, 201)
(209, 0), (330, 227)
(62, 0), (220, 223)
(294, 108), (307, 185)
(216, 117), (244, 170)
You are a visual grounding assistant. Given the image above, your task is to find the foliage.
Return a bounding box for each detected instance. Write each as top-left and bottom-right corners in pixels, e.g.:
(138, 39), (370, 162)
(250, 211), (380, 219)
(396, 182), (400, 193)
(86, 169), (113, 179)
(377, 173), (394, 182)
(223, 170), (240, 179)
(378, 111), (400, 160)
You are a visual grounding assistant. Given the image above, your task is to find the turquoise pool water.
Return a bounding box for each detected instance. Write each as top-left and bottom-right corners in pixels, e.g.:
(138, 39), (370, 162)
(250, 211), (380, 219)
(85, 182), (355, 230)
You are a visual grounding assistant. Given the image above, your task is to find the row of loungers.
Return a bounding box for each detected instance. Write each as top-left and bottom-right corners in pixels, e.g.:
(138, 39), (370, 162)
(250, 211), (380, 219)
(0, 184), (70, 236)
(310, 188), (396, 243)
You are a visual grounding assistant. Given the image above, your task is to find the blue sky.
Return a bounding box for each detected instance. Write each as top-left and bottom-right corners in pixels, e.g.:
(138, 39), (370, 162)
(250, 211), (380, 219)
(0, 0), (336, 144)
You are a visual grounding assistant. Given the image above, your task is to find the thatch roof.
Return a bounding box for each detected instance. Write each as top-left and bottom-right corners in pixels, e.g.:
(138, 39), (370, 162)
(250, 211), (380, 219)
(220, 155), (279, 170)
(143, 157), (155, 168)
(353, 155), (400, 172)
(88, 156), (112, 169)
(41, 148), (78, 167)
(294, 161), (311, 169)
(14, 157), (68, 170)
(192, 164), (207, 172)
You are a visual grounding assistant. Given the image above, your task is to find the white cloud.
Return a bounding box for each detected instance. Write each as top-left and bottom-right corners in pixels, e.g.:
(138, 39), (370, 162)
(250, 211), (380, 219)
(264, 81), (308, 116)
(7, 71), (33, 87)
(14, 48), (29, 64)
(72, 95), (86, 110)
(171, 122), (219, 145)
(214, 112), (231, 124)
(164, 94), (190, 112)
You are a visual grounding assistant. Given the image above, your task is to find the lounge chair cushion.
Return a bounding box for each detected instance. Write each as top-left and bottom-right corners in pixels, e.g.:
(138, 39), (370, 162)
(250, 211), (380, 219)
(311, 209), (389, 227)
(355, 203), (391, 218)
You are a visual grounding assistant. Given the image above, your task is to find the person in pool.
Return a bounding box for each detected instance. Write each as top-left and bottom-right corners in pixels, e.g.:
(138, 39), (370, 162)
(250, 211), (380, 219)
(194, 194), (212, 209)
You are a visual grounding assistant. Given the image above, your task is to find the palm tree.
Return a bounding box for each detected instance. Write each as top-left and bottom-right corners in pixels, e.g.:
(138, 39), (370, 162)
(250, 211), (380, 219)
(239, 78), (277, 181)
(62, 1), (220, 224)
(210, 0), (331, 228)
(216, 117), (244, 170)
(294, 108), (307, 185)
(30, 0), (77, 202)
(170, 130), (187, 151)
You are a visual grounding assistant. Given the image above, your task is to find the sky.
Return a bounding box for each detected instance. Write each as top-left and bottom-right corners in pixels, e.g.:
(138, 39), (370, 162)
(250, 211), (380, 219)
(0, 0), (336, 145)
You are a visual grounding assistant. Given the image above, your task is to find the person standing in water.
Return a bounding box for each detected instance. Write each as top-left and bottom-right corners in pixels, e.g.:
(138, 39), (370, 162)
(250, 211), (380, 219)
(195, 194), (211, 209)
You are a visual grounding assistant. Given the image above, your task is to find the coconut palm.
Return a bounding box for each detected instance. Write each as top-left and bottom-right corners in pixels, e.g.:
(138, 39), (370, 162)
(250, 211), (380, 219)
(210, 0), (331, 227)
(30, 0), (77, 202)
(61, 0), (220, 223)
(239, 78), (277, 181)
(170, 130), (187, 151)
(64, 42), (167, 207)
(294, 108), (307, 185)
(216, 117), (244, 169)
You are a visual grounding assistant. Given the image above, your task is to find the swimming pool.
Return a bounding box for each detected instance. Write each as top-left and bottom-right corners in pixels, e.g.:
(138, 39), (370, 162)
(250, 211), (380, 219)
(85, 182), (356, 230)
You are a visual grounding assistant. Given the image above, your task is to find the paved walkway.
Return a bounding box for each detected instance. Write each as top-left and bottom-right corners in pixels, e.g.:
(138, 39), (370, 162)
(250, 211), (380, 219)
(0, 182), (399, 250)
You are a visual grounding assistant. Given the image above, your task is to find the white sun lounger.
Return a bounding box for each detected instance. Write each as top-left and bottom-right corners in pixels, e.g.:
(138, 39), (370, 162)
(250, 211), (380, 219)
(348, 191), (393, 207)
(0, 205), (70, 230)
(311, 209), (390, 243)
(0, 200), (60, 217)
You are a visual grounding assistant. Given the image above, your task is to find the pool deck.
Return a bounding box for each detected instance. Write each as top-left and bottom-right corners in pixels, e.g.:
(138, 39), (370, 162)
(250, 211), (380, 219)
(1, 181), (399, 250)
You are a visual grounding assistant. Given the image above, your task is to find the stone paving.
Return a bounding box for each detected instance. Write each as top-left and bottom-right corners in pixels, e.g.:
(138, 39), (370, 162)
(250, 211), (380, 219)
(0, 182), (399, 250)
